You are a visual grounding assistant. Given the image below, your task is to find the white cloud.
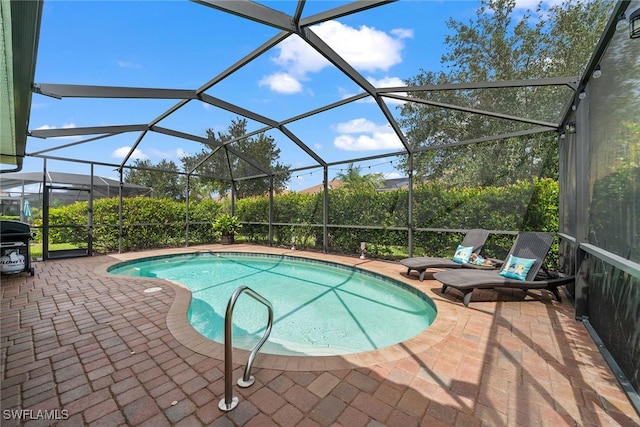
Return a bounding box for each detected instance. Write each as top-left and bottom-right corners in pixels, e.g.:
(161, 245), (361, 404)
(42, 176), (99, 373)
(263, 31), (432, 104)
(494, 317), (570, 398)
(334, 133), (403, 151)
(514, 0), (564, 9)
(35, 123), (76, 131)
(337, 86), (365, 100)
(368, 76), (407, 105)
(147, 147), (186, 159)
(391, 28), (414, 39)
(273, 35), (331, 77)
(339, 76), (407, 103)
(117, 60), (141, 69)
(265, 21), (412, 93)
(315, 21), (408, 72)
(384, 172), (401, 179)
(259, 72), (303, 94)
(336, 118), (383, 134)
(112, 146), (147, 160)
(368, 76), (404, 88)
(33, 123), (78, 139)
(333, 118), (402, 151)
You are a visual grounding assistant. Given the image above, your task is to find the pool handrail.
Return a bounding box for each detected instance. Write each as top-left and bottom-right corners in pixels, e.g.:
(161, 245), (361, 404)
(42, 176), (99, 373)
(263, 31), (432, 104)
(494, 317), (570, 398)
(219, 285), (273, 412)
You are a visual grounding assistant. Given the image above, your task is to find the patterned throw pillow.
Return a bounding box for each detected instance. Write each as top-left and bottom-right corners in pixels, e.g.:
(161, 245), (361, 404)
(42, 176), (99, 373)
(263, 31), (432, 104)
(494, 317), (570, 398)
(452, 245), (473, 263)
(499, 255), (536, 280)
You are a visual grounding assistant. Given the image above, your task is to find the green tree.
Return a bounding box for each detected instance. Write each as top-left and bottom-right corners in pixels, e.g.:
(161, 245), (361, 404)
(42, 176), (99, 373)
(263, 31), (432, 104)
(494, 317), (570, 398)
(124, 159), (185, 200)
(398, 0), (612, 187)
(181, 118), (291, 198)
(334, 163), (384, 191)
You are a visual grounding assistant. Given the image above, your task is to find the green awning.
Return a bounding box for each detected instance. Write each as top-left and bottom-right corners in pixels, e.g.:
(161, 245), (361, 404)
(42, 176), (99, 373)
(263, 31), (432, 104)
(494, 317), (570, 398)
(0, 0), (42, 171)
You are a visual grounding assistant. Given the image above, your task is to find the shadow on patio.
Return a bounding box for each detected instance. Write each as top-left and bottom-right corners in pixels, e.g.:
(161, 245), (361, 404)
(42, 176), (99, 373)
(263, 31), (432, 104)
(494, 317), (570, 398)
(1, 247), (638, 426)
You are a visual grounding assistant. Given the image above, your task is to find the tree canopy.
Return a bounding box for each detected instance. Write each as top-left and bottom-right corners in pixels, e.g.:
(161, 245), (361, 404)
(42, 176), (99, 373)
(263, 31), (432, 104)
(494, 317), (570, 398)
(181, 118), (291, 199)
(334, 163), (384, 192)
(398, 0), (612, 187)
(124, 159), (185, 201)
(125, 118), (291, 201)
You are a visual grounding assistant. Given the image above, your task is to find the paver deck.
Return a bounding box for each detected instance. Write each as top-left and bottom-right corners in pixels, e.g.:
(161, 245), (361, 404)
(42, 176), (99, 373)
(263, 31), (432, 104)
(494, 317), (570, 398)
(1, 244), (638, 426)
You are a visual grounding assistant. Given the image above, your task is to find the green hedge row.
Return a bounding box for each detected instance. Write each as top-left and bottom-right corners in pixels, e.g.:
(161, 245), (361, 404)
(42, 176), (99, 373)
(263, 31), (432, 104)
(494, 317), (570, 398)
(43, 178), (559, 264)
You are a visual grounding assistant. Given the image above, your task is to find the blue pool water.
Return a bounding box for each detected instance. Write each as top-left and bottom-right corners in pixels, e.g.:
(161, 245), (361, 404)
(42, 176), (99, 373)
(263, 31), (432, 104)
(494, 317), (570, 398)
(109, 252), (437, 356)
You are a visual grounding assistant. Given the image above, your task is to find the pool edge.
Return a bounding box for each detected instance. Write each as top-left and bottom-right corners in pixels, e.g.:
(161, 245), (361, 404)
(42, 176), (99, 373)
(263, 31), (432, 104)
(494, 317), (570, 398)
(97, 244), (458, 372)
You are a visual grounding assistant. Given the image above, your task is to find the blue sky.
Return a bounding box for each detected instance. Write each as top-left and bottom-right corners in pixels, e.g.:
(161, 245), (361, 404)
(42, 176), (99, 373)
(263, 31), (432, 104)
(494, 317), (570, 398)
(24, 0), (553, 192)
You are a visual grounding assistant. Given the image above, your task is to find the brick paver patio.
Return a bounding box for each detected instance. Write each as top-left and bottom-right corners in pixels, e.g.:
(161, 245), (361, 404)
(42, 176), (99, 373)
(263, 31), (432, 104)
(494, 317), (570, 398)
(1, 245), (638, 426)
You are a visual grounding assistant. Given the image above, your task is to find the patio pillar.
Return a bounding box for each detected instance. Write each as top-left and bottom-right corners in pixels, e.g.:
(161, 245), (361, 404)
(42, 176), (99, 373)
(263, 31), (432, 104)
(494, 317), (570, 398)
(88, 164), (94, 256)
(118, 168), (124, 254)
(185, 174), (190, 247)
(268, 175), (274, 247)
(408, 153), (414, 257)
(323, 166), (329, 253)
(574, 92), (590, 319)
(42, 159), (49, 261)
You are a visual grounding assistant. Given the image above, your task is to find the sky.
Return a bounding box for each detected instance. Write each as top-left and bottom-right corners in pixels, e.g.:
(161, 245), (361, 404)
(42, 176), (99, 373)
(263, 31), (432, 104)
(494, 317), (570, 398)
(22, 0), (560, 192)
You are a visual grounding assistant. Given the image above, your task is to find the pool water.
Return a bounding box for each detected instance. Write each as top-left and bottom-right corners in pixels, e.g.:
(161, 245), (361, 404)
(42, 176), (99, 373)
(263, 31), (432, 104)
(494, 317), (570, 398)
(109, 252), (437, 356)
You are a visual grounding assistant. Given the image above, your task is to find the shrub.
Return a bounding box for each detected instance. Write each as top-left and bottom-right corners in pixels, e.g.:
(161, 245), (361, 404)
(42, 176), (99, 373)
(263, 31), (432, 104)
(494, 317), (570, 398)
(43, 178), (559, 264)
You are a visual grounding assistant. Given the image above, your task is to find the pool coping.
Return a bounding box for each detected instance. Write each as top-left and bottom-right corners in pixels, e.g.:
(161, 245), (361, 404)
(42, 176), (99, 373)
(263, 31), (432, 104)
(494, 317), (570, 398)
(95, 244), (458, 371)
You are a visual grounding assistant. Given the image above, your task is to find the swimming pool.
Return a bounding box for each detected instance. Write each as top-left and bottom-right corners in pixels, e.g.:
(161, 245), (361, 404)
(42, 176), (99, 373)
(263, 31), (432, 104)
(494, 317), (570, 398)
(109, 252), (437, 356)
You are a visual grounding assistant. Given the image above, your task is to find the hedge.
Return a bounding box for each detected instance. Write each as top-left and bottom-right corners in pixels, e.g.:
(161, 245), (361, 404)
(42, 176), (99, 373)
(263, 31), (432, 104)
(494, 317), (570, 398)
(43, 178), (559, 264)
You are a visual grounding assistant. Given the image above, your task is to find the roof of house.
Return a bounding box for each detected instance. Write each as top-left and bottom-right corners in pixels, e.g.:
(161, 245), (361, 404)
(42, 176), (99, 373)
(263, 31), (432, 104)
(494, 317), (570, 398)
(0, 171), (151, 198)
(297, 180), (345, 194)
(297, 178), (410, 193)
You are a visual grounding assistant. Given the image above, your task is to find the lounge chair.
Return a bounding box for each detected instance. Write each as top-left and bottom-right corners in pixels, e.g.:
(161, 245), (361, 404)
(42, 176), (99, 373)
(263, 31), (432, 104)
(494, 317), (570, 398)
(400, 229), (490, 281)
(434, 231), (574, 306)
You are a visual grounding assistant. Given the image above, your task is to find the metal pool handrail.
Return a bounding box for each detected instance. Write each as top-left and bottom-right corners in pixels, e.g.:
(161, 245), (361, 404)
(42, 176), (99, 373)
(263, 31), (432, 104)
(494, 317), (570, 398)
(218, 285), (273, 412)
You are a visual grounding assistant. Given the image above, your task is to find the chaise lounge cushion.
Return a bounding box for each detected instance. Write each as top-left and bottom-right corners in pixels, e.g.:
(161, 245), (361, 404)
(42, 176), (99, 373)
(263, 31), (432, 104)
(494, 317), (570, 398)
(399, 229), (490, 281)
(434, 231), (575, 306)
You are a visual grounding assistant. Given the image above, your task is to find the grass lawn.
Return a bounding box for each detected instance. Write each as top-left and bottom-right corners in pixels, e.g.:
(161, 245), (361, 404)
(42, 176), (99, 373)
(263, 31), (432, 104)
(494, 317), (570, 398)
(29, 243), (83, 259)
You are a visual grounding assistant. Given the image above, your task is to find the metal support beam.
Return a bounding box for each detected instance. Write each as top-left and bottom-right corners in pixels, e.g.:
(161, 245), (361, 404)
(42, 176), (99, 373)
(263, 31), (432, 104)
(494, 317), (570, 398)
(151, 126), (271, 175)
(377, 76), (580, 93)
(196, 31), (290, 94)
(383, 93), (560, 129)
(278, 125), (326, 167)
(300, 0), (396, 27)
(373, 96), (411, 152)
(192, 0), (295, 31)
(199, 93), (280, 128)
(29, 124), (147, 138)
(28, 132), (124, 156)
(281, 92), (369, 125)
(412, 127), (556, 153)
(120, 130), (148, 170)
(300, 27), (377, 96)
(33, 83), (196, 99)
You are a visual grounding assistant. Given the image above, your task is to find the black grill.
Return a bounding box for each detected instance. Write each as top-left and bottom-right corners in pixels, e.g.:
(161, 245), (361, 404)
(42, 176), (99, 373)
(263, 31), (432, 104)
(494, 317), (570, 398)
(1, 220), (35, 276)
